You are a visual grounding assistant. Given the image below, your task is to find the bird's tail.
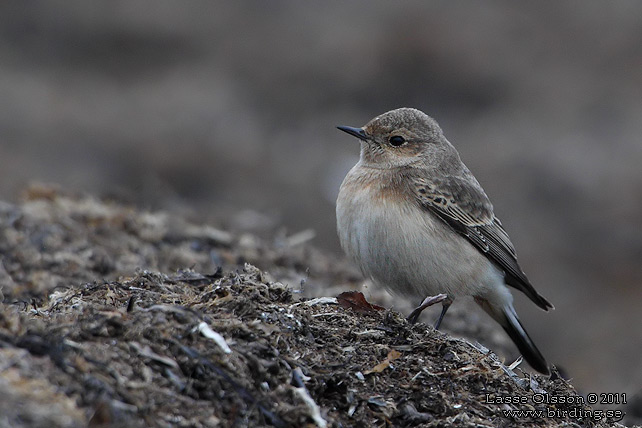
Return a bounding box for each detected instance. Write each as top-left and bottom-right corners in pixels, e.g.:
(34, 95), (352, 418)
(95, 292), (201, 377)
(475, 298), (550, 375)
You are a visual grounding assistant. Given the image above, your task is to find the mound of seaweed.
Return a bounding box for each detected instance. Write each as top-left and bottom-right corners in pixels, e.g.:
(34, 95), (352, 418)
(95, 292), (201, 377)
(0, 187), (624, 427)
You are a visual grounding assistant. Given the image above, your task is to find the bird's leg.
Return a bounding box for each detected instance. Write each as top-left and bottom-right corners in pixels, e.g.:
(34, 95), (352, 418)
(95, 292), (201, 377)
(433, 297), (453, 330)
(407, 293), (449, 325)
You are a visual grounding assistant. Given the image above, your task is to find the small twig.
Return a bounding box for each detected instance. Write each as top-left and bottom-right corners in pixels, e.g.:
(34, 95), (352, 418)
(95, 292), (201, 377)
(126, 295), (136, 312)
(292, 367), (327, 428)
(196, 322), (232, 354)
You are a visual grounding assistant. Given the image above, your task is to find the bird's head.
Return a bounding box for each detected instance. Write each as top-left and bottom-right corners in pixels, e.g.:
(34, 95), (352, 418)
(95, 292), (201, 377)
(337, 108), (454, 170)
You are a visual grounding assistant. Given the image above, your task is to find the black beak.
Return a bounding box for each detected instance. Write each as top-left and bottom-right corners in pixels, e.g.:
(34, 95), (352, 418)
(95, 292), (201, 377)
(337, 125), (368, 141)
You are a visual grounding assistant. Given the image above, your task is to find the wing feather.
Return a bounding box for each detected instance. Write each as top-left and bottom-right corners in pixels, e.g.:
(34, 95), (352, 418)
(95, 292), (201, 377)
(413, 176), (552, 310)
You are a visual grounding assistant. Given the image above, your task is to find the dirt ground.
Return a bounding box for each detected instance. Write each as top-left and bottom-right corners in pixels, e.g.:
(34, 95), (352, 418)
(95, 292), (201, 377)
(0, 186), (633, 427)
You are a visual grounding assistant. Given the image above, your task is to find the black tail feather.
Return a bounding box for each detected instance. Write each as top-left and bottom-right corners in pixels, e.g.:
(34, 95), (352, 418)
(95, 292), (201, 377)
(501, 308), (550, 375)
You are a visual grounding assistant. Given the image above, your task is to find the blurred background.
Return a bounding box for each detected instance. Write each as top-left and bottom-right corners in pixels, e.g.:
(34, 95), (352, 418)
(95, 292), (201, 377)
(1, 0), (641, 409)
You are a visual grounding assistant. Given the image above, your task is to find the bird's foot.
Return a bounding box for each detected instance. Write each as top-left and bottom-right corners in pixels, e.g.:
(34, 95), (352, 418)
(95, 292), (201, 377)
(407, 293), (449, 325)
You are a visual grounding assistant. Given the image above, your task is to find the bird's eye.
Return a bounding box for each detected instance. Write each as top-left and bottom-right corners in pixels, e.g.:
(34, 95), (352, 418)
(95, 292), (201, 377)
(389, 136), (406, 146)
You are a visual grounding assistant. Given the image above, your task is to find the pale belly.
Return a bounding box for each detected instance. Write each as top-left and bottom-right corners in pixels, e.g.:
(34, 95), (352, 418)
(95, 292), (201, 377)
(337, 184), (504, 303)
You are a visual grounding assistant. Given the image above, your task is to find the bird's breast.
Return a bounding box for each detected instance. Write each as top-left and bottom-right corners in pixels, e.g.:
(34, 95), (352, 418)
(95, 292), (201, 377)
(336, 166), (499, 300)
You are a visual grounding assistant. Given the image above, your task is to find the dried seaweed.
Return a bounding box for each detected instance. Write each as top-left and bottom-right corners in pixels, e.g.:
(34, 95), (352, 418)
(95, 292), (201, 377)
(0, 188), (626, 427)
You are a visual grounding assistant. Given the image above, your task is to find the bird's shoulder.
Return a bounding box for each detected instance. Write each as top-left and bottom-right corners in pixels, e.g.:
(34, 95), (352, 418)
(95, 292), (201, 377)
(411, 173), (494, 228)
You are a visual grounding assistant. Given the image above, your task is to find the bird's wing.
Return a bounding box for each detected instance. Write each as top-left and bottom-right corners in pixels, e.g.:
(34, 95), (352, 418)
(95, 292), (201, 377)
(412, 176), (553, 310)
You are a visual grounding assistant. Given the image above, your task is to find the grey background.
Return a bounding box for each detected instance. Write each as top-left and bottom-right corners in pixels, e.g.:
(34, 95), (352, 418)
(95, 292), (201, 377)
(1, 1), (641, 402)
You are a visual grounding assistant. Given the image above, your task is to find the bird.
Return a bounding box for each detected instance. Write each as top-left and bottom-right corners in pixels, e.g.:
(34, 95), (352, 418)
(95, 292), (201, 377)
(335, 107), (553, 374)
